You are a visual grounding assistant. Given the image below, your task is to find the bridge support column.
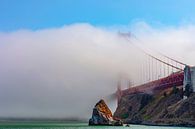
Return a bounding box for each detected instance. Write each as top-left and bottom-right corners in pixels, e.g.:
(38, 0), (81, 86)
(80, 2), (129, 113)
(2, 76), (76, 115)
(183, 66), (195, 99)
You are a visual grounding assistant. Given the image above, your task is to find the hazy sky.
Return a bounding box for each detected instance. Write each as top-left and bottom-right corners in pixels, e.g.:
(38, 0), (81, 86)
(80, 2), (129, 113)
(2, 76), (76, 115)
(0, 1), (195, 119)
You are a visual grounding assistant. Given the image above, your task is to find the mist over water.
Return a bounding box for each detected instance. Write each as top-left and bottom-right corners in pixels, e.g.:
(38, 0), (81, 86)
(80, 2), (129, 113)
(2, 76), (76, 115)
(0, 22), (195, 119)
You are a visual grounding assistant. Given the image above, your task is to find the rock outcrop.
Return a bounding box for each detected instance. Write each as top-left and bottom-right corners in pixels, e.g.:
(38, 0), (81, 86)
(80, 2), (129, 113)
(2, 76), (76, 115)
(114, 93), (153, 124)
(89, 99), (123, 126)
(114, 88), (195, 127)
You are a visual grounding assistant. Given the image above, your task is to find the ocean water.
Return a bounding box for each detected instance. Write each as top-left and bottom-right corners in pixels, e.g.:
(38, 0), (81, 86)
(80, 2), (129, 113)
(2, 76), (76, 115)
(0, 123), (193, 129)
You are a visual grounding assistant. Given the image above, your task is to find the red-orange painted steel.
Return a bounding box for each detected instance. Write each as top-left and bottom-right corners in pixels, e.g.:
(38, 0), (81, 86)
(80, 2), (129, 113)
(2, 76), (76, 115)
(119, 72), (184, 98)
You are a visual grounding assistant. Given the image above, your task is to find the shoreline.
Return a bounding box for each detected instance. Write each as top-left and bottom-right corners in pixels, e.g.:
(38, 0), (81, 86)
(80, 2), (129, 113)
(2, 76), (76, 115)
(128, 123), (195, 128)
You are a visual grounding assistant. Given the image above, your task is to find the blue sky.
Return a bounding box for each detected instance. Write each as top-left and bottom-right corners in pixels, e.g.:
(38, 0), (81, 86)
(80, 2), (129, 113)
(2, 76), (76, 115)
(0, 0), (195, 31)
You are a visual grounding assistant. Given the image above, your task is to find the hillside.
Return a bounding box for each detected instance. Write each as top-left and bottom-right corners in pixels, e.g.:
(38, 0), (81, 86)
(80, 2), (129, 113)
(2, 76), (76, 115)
(114, 88), (195, 127)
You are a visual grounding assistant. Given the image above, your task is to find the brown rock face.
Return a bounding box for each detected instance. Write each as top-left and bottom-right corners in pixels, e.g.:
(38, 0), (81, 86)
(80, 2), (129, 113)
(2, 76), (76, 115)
(89, 99), (123, 126)
(95, 99), (113, 119)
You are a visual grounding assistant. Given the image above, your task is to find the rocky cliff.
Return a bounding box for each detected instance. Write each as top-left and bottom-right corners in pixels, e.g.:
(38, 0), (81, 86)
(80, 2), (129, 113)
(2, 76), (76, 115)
(114, 89), (195, 127)
(89, 99), (123, 126)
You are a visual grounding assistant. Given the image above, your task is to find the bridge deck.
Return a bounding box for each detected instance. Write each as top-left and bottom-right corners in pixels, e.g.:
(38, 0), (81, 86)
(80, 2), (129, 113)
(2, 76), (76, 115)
(119, 72), (184, 98)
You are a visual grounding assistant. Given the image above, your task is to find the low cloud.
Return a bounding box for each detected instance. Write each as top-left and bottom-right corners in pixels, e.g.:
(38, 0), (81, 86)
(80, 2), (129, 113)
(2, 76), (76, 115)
(0, 22), (195, 119)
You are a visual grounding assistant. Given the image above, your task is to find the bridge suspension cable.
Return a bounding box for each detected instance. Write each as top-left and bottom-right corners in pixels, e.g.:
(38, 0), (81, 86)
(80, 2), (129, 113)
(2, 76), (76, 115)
(118, 32), (187, 71)
(118, 32), (189, 85)
(120, 32), (188, 67)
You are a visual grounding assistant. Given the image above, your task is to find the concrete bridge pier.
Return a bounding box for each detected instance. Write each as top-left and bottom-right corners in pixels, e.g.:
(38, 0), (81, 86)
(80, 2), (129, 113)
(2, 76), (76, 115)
(183, 66), (195, 99)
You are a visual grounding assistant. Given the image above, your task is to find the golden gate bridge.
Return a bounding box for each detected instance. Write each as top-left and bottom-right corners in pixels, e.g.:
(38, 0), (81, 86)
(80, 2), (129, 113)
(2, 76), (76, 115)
(115, 32), (194, 103)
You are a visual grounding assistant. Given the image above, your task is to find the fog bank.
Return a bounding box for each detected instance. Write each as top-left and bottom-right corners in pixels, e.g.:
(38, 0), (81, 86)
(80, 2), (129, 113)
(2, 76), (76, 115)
(0, 22), (195, 119)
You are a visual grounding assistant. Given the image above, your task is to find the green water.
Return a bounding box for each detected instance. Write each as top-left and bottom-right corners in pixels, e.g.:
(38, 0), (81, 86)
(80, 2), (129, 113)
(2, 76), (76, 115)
(0, 122), (193, 129)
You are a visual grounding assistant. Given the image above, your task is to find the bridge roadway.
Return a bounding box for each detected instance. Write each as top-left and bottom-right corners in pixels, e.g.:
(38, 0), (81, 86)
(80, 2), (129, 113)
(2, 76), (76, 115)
(117, 71), (184, 101)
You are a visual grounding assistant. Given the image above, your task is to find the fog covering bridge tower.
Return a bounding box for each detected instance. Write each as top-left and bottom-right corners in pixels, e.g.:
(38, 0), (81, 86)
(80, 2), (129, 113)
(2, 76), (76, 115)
(116, 32), (195, 103)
